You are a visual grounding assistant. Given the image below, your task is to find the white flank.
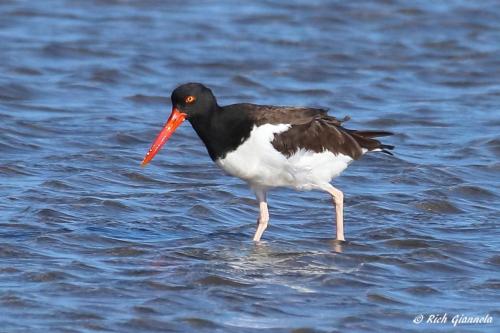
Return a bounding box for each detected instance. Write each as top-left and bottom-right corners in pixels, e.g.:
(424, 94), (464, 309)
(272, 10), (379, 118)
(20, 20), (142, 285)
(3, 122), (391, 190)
(216, 124), (354, 191)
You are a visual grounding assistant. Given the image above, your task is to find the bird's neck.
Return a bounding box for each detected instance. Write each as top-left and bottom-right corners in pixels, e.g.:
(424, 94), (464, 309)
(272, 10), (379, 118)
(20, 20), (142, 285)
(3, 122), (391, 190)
(188, 104), (254, 161)
(187, 104), (221, 160)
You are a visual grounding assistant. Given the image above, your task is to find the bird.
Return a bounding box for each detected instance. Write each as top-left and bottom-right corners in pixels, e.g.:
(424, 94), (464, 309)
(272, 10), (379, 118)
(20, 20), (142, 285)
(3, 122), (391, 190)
(141, 83), (394, 242)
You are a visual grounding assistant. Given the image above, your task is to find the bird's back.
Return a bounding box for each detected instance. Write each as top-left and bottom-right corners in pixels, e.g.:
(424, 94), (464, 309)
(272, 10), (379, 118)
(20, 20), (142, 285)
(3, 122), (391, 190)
(234, 104), (394, 160)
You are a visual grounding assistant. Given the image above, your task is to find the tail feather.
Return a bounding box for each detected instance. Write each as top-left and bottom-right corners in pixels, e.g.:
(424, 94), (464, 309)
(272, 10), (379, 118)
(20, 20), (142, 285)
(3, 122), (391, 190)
(351, 130), (393, 138)
(379, 144), (395, 155)
(346, 129), (395, 156)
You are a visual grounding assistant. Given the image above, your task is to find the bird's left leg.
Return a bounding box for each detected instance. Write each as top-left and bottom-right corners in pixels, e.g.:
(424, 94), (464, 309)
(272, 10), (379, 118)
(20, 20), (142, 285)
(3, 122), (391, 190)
(253, 188), (269, 242)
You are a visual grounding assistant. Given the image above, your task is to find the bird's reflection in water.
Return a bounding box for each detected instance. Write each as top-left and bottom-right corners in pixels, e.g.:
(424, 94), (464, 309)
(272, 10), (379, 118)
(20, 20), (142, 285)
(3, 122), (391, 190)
(250, 237), (345, 256)
(329, 239), (344, 253)
(246, 240), (281, 264)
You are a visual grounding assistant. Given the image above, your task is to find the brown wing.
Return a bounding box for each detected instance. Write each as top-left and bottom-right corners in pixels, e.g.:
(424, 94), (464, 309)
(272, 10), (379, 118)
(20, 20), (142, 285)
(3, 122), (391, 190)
(238, 103), (347, 126)
(271, 114), (394, 160)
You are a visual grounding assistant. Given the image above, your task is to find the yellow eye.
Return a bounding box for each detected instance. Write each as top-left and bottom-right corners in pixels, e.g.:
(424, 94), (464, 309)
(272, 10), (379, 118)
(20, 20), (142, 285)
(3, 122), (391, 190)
(185, 95), (196, 104)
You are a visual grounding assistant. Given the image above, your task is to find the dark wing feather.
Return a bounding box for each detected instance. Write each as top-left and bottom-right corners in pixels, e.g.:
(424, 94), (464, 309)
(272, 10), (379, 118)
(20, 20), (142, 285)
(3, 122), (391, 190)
(271, 115), (394, 159)
(241, 103), (347, 126)
(240, 104), (394, 159)
(344, 129), (395, 155)
(271, 115), (365, 159)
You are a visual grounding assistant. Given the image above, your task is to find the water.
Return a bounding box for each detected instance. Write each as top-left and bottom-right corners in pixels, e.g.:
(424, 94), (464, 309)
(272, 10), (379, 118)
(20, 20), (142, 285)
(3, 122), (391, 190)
(1, 0), (499, 332)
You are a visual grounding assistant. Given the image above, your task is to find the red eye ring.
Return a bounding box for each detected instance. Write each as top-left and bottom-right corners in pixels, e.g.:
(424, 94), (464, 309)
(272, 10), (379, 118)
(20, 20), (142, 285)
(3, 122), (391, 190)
(185, 95), (196, 104)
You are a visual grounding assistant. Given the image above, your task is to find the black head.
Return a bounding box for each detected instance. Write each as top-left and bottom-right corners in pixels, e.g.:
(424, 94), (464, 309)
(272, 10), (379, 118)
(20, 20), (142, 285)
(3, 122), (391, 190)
(171, 83), (218, 119)
(141, 83), (217, 166)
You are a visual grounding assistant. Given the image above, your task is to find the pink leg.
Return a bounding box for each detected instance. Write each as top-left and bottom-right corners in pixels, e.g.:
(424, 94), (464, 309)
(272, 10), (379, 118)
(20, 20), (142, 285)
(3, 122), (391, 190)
(322, 184), (345, 241)
(253, 189), (269, 241)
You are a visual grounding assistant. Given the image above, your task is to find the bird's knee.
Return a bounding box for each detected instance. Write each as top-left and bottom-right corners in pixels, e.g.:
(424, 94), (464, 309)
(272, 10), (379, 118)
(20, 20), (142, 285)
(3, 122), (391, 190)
(336, 191), (344, 203)
(331, 189), (343, 205)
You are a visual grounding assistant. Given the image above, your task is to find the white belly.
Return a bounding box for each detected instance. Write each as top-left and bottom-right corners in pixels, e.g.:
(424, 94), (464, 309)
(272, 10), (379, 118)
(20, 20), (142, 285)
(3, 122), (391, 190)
(215, 124), (354, 190)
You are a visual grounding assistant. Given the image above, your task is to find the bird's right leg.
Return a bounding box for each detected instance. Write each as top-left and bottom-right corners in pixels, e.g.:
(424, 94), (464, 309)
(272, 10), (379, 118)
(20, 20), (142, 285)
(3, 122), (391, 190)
(321, 184), (345, 241)
(253, 188), (269, 242)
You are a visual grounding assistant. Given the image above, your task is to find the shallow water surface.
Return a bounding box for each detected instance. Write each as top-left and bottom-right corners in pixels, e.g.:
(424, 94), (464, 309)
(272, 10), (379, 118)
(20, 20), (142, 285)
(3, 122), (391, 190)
(1, 0), (499, 332)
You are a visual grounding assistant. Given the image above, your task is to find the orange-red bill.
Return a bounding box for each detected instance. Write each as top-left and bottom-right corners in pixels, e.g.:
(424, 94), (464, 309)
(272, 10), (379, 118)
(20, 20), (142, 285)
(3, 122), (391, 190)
(141, 107), (186, 166)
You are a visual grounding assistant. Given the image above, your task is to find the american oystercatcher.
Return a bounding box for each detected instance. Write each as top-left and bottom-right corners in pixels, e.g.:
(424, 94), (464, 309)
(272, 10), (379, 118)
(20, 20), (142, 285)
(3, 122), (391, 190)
(141, 83), (394, 241)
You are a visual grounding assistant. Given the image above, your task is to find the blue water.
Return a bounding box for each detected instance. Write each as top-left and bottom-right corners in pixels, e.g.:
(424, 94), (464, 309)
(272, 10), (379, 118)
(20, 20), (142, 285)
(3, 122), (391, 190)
(0, 1), (499, 332)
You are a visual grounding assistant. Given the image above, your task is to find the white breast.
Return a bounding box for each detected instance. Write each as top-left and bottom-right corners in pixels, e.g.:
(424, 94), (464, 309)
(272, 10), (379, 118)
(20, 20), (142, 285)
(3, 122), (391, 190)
(215, 124), (354, 191)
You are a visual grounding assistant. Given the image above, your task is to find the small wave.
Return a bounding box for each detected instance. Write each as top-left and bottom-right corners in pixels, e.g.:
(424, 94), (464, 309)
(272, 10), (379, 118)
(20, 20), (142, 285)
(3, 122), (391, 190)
(113, 132), (147, 145)
(414, 199), (463, 214)
(195, 275), (254, 288)
(0, 83), (35, 101)
(42, 180), (74, 190)
(36, 208), (75, 222)
(25, 271), (74, 282)
(41, 42), (117, 58)
(125, 94), (170, 105)
(0, 164), (33, 176)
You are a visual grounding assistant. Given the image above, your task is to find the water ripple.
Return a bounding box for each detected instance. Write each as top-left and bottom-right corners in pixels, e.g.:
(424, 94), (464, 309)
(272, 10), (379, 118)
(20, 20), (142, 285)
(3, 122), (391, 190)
(0, 0), (498, 332)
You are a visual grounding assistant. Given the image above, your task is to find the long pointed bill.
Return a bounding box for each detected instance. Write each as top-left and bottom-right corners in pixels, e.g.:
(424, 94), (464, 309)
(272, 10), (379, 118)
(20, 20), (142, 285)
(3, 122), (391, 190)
(141, 107), (186, 167)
